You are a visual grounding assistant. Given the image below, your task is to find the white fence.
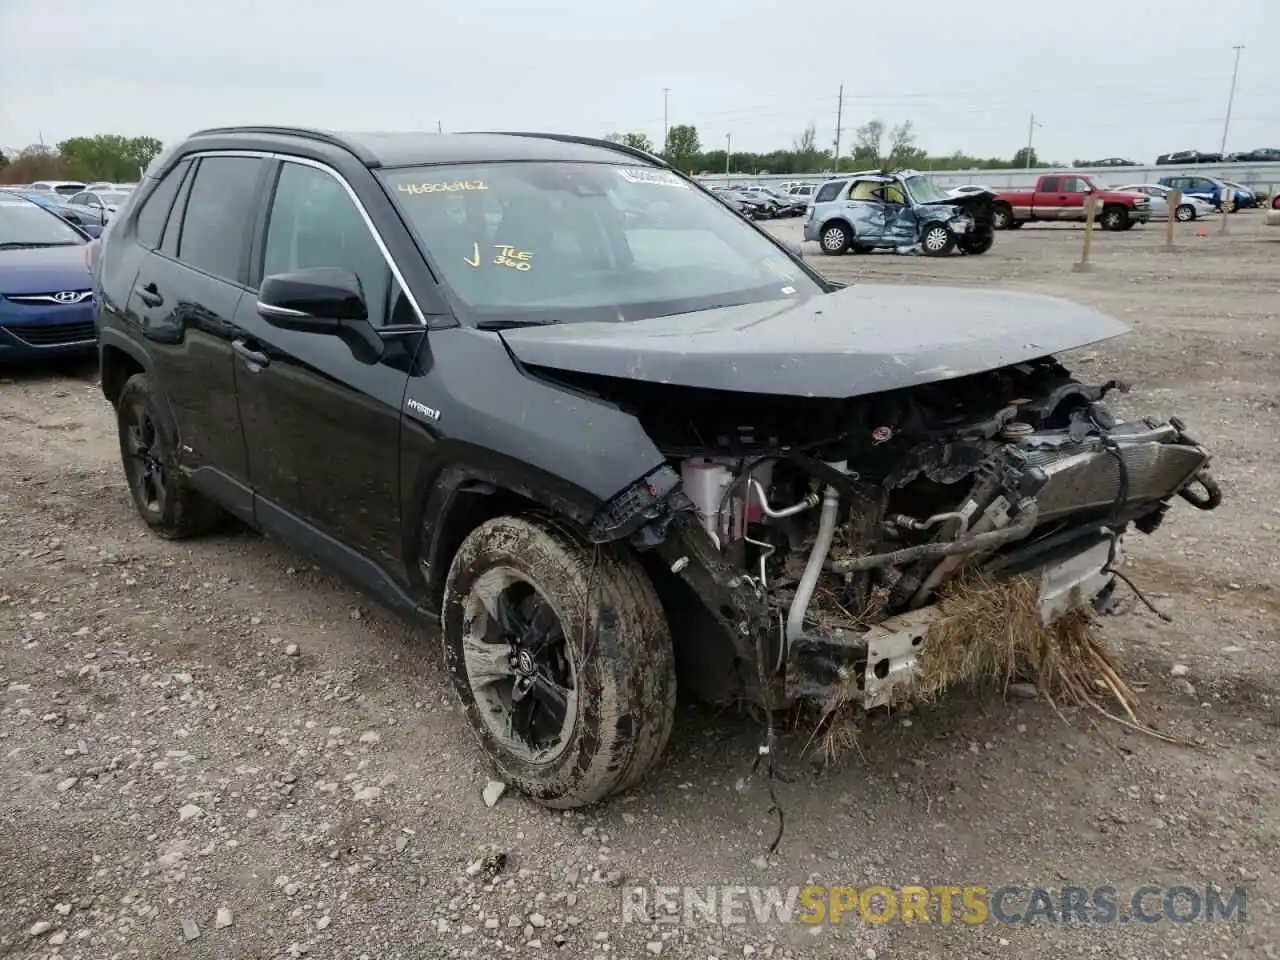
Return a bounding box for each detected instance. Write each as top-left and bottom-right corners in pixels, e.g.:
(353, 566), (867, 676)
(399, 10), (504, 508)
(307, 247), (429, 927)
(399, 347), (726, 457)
(695, 162), (1280, 194)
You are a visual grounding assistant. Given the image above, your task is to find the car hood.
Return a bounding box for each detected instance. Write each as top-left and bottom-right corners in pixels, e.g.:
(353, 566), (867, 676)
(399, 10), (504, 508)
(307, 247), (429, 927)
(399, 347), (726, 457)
(920, 191), (993, 223)
(500, 284), (1130, 398)
(0, 245), (91, 295)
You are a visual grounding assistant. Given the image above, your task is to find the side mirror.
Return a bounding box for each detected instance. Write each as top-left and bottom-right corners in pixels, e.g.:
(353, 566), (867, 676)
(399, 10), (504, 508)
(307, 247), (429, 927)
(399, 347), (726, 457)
(257, 267), (368, 332)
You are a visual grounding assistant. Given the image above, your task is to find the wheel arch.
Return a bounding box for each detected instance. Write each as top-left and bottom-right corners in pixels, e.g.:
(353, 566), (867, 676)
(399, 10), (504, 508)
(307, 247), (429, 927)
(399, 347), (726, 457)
(819, 216), (855, 239)
(99, 327), (152, 405)
(404, 450), (604, 611)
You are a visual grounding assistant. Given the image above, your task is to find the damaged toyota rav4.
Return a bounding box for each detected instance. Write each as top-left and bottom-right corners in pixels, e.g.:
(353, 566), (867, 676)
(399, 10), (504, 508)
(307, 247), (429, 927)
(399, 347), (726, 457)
(92, 128), (1222, 809)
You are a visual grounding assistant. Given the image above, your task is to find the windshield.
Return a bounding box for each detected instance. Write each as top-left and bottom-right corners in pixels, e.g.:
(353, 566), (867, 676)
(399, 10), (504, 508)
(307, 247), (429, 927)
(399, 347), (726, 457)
(99, 191), (131, 206)
(382, 162), (819, 325)
(0, 201), (86, 247)
(53, 184), (85, 196)
(903, 175), (951, 204)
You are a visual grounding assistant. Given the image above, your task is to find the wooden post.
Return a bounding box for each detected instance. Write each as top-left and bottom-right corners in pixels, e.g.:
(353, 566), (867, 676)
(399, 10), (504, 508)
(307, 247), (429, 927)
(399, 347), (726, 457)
(1165, 189), (1180, 250)
(1220, 188), (1234, 234)
(1073, 195), (1097, 272)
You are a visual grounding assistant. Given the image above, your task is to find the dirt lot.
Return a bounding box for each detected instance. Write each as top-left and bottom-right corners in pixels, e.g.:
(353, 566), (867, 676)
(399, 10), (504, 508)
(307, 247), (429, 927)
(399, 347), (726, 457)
(2, 213), (1278, 960)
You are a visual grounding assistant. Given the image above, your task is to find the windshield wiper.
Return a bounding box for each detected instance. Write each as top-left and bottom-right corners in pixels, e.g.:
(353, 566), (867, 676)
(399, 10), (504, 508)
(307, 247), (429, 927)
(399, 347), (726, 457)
(476, 317), (560, 330)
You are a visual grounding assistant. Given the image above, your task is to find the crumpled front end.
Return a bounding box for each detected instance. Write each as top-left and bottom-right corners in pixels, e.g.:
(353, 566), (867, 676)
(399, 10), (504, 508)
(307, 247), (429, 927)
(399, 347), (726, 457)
(590, 357), (1221, 711)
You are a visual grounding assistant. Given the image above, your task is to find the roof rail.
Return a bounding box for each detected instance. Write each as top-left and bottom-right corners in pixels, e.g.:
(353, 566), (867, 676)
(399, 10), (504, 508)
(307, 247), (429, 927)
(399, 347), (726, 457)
(459, 131), (673, 170)
(184, 126), (381, 166)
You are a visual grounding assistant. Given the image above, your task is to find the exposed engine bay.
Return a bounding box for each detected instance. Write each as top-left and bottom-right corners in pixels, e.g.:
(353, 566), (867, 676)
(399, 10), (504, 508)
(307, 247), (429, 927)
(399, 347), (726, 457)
(572, 355), (1221, 709)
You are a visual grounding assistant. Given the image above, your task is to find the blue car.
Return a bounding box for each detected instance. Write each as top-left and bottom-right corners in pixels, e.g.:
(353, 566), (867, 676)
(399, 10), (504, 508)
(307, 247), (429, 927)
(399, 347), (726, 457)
(1156, 175), (1253, 212)
(0, 194), (98, 362)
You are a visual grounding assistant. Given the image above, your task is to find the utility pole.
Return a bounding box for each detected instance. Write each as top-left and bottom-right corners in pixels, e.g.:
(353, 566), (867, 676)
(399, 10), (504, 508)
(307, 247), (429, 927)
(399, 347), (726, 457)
(832, 84), (844, 174)
(1220, 44), (1245, 155)
(1024, 112), (1043, 169)
(662, 88), (670, 157)
(725, 133), (731, 177)
(437, 120), (443, 134)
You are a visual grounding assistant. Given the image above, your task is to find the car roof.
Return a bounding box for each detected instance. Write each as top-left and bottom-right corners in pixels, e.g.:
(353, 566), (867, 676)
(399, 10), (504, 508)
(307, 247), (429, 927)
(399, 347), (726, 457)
(182, 126), (658, 170)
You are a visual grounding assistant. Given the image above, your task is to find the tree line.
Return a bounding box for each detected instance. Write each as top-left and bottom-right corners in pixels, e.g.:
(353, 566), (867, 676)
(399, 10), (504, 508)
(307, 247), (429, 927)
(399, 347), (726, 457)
(0, 123), (1056, 186)
(608, 121), (1053, 175)
(0, 135), (164, 184)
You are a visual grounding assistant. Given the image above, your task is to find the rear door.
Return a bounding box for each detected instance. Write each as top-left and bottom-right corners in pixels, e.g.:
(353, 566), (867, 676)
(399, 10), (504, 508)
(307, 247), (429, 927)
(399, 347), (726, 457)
(125, 154), (270, 516)
(230, 157), (416, 570)
(1032, 176), (1061, 217)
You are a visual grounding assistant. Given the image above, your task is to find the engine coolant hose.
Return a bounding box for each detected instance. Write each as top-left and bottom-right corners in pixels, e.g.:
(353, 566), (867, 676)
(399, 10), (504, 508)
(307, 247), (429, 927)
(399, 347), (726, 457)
(785, 473), (843, 646)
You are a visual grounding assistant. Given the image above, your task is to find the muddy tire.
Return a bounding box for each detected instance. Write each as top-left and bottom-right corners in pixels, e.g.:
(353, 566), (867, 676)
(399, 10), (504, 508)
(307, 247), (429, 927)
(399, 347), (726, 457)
(921, 223), (956, 256)
(1175, 203), (1196, 222)
(819, 221), (852, 255)
(442, 514), (676, 808)
(115, 373), (224, 539)
(1099, 205), (1128, 231)
(991, 204), (1014, 230)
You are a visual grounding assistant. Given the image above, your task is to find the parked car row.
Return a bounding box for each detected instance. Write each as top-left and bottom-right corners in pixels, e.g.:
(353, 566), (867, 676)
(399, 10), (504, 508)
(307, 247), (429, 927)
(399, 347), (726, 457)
(0, 181), (137, 237)
(709, 183), (813, 219)
(1156, 147), (1280, 164)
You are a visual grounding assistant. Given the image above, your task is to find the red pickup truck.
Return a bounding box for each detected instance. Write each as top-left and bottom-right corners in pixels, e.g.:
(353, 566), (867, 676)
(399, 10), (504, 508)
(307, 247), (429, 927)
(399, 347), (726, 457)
(991, 174), (1151, 231)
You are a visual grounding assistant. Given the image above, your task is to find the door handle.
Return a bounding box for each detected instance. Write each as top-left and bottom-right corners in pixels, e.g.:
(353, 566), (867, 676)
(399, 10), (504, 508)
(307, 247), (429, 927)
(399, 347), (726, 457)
(232, 339), (270, 369)
(135, 283), (163, 308)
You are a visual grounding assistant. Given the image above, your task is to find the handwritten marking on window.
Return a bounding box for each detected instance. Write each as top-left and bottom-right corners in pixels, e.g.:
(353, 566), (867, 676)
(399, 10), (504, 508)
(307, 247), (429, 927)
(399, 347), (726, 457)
(494, 244), (533, 271)
(464, 242), (481, 268)
(398, 180), (488, 195)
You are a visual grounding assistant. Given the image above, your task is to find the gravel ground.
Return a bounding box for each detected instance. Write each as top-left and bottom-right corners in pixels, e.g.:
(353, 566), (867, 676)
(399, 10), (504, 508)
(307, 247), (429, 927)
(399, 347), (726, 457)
(2, 212), (1277, 960)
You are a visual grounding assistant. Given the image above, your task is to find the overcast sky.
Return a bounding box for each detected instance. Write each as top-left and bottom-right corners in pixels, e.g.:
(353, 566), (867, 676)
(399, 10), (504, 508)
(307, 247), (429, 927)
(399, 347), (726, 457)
(1, 0), (1276, 165)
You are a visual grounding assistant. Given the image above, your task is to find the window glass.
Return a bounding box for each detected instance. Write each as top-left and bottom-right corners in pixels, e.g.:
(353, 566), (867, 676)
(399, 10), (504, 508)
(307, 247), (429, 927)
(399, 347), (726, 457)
(1060, 177), (1088, 193)
(176, 156), (266, 282)
(1040, 177), (1061, 191)
(68, 193), (91, 206)
(262, 162), (394, 326)
(814, 181), (845, 203)
(382, 161), (819, 325)
(0, 198), (87, 246)
(134, 160), (190, 249)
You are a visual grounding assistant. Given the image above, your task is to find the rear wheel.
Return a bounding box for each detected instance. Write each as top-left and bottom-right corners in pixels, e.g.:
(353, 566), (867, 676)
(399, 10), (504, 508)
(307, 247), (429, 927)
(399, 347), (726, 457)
(921, 223), (956, 256)
(442, 515), (676, 808)
(819, 221), (852, 255)
(991, 205), (1014, 230)
(115, 373), (224, 539)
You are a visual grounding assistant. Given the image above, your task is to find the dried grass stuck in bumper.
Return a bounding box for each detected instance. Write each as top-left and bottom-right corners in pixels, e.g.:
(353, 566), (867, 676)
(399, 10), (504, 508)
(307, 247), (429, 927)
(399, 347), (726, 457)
(811, 574), (1195, 758)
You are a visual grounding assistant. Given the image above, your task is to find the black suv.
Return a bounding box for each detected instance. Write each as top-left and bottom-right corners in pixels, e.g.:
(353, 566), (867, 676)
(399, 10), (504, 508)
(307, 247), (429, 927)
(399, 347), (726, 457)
(92, 127), (1219, 809)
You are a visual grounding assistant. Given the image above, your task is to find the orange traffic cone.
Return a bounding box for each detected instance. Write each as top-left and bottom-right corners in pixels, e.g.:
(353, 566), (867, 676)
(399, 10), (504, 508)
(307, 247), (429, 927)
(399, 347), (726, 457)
(1197, 224), (1208, 238)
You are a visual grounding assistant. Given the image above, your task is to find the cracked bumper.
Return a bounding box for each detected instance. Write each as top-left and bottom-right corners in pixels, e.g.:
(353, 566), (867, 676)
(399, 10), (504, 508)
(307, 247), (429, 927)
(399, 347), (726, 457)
(784, 535), (1123, 707)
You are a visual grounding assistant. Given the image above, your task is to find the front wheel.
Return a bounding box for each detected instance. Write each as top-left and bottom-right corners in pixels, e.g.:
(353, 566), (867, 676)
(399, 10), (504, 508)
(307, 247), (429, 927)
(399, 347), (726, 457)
(1174, 203), (1196, 222)
(921, 223), (956, 256)
(1099, 205), (1129, 231)
(959, 231), (994, 255)
(442, 515), (677, 808)
(819, 221), (852, 255)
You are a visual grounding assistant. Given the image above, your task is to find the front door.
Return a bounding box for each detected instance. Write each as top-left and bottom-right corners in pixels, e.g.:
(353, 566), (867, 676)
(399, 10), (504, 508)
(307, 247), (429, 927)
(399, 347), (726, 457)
(845, 179), (890, 244)
(231, 158), (416, 576)
(879, 181), (919, 246)
(1056, 176), (1092, 217)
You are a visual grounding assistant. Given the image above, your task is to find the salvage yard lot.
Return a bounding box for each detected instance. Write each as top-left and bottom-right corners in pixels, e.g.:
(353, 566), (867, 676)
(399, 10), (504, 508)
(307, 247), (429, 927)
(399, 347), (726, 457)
(1, 215), (1277, 959)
